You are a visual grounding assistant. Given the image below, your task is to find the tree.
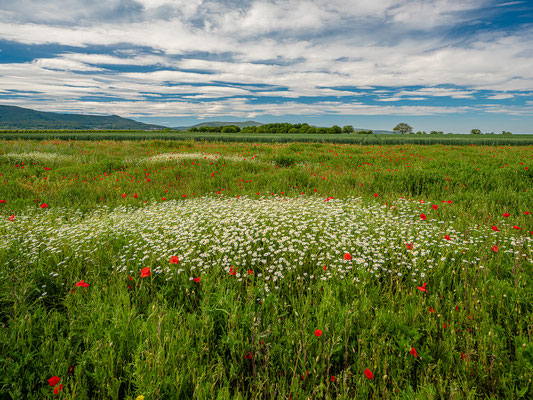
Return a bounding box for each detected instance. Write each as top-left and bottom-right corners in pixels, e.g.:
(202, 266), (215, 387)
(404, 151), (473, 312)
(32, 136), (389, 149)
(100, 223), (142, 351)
(342, 125), (354, 134)
(331, 125), (342, 134)
(470, 129), (481, 135)
(393, 123), (413, 134)
(502, 131), (512, 135)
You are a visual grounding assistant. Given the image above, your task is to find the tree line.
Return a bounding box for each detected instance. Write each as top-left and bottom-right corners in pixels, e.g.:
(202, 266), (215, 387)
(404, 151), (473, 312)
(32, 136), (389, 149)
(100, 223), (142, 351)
(188, 123), (373, 134)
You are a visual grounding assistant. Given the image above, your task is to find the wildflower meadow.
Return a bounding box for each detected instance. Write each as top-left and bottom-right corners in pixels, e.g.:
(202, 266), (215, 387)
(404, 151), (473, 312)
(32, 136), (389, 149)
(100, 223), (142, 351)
(0, 138), (532, 399)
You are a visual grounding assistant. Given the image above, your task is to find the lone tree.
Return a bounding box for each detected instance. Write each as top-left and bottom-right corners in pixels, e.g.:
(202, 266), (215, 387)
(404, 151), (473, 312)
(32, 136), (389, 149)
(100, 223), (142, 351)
(470, 129), (481, 135)
(393, 123), (413, 134)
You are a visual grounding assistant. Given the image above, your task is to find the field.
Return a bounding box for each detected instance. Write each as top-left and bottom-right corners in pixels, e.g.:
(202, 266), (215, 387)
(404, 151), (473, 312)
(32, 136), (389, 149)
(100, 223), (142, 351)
(0, 139), (532, 399)
(2, 130), (533, 146)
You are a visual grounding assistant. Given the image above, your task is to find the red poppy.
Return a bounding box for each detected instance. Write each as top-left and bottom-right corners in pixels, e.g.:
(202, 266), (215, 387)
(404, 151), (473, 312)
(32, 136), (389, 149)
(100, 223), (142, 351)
(0, 199), (5, 203)
(229, 266), (236, 276)
(503, 213), (510, 217)
(525, 211), (530, 215)
(405, 243), (413, 250)
(53, 384), (63, 395)
(373, 193), (378, 198)
(447, 200), (453, 204)
(140, 267), (151, 278)
(8, 214), (15, 221)
(343, 253), (352, 260)
(420, 213), (427, 220)
(315, 329), (323, 337)
(121, 194), (126, 198)
(40, 203), (48, 209)
(193, 277), (201, 283)
(170, 256), (180, 264)
(491, 226), (499, 231)
(444, 235), (451, 241)
(247, 269), (254, 275)
(432, 204), (438, 210)
(429, 307), (435, 313)
(133, 193), (138, 198)
(410, 347), (418, 357)
(48, 376), (60, 387)
(75, 280), (89, 288)
(330, 375), (335, 382)
(364, 369), (373, 380)
(417, 282), (428, 293)
(492, 245), (498, 252)
(513, 225), (521, 230)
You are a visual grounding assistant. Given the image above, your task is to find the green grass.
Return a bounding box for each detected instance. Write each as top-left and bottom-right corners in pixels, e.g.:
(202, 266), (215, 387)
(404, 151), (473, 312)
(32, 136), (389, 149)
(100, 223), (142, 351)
(2, 130), (533, 146)
(0, 139), (532, 399)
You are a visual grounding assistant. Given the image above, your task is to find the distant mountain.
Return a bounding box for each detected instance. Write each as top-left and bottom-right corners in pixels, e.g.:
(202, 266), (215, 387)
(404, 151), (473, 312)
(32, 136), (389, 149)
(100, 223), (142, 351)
(0, 105), (165, 130)
(173, 121), (264, 130)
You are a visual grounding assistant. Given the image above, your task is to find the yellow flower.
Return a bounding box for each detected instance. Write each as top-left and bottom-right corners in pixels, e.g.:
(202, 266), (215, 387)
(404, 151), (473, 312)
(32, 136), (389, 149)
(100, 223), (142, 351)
(136, 396), (145, 400)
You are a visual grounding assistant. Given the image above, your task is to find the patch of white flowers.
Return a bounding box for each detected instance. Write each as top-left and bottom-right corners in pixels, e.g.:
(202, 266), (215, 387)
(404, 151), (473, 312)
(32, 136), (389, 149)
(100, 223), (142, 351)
(1, 197), (531, 295)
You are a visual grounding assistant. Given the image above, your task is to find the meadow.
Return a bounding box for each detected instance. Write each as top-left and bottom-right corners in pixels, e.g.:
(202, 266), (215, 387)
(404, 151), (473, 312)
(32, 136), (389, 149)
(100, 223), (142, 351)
(0, 139), (532, 399)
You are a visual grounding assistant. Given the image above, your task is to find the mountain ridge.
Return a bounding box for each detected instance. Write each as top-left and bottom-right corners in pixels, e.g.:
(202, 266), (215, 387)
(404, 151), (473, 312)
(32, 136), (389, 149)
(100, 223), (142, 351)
(0, 105), (164, 130)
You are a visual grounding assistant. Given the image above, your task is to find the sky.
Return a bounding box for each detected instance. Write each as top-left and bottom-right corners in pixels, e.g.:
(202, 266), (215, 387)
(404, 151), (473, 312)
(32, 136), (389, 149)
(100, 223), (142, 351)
(0, 0), (533, 133)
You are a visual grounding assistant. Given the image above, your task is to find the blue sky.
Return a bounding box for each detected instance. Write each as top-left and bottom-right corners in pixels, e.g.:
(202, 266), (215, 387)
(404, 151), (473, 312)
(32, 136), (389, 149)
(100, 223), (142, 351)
(0, 0), (532, 132)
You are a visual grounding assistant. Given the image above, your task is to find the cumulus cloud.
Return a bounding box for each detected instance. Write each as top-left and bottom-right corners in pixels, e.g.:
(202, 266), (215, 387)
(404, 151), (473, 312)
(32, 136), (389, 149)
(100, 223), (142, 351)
(0, 0), (532, 120)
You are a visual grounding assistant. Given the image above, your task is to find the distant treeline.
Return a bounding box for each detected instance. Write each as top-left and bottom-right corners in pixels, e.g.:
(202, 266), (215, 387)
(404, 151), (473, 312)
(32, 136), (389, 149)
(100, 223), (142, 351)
(188, 123), (373, 134)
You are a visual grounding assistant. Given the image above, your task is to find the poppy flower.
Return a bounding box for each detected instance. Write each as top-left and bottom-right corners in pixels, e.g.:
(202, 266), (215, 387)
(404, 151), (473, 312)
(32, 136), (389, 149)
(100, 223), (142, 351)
(133, 193), (138, 198)
(503, 213), (510, 217)
(330, 376), (335, 382)
(193, 277), (201, 283)
(343, 253), (352, 260)
(444, 235), (451, 241)
(491, 226), (499, 232)
(492, 245), (498, 252)
(0, 199), (5, 203)
(513, 225), (521, 230)
(417, 282), (428, 293)
(140, 267), (151, 278)
(40, 203), (48, 209)
(364, 369), (373, 380)
(170, 256), (180, 264)
(121, 194), (127, 198)
(48, 376), (60, 387)
(54, 384), (63, 395)
(405, 243), (413, 250)
(429, 307), (435, 313)
(447, 200), (453, 204)
(315, 329), (323, 337)
(432, 204), (438, 210)
(420, 213), (427, 220)
(75, 280), (89, 288)
(525, 211), (530, 215)
(247, 269), (254, 275)
(410, 347), (418, 357)
(229, 266), (236, 276)
(8, 214), (15, 221)
(373, 193), (378, 198)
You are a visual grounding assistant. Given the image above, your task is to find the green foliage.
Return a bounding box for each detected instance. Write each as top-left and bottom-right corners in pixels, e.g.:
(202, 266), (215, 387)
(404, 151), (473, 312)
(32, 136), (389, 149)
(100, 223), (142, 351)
(342, 125), (354, 134)
(0, 139), (532, 399)
(471, 129), (482, 135)
(393, 123), (413, 134)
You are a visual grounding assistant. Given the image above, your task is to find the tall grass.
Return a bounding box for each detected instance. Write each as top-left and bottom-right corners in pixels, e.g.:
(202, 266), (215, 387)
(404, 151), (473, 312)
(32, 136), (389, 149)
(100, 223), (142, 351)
(0, 139), (531, 399)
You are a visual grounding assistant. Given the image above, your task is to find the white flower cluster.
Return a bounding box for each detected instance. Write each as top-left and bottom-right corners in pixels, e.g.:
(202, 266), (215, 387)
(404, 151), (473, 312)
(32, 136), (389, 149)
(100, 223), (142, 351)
(1, 197), (531, 295)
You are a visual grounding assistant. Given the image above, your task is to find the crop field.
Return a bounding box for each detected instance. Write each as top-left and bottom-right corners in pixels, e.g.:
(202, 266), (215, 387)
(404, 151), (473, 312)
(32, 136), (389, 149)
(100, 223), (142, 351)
(2, 130), (533, 146)
(0, 139), (532, 399)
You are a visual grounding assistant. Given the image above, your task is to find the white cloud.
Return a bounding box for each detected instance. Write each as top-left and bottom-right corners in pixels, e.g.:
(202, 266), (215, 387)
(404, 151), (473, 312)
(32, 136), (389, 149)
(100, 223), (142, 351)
(0, 0), (532, 118)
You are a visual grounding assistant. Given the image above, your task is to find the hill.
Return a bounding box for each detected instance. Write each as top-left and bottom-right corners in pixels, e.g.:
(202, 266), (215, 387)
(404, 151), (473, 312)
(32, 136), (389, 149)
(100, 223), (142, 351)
(0, 105), (164, 130)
